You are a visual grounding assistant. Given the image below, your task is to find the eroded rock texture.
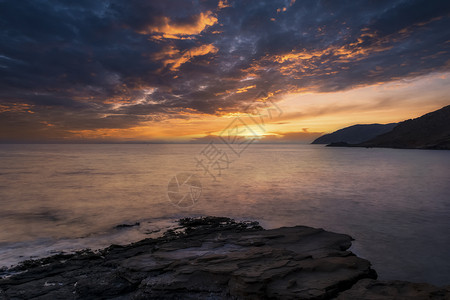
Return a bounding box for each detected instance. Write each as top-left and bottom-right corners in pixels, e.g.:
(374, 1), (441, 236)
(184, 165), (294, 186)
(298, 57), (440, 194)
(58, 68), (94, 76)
(0, 217), (448, 299)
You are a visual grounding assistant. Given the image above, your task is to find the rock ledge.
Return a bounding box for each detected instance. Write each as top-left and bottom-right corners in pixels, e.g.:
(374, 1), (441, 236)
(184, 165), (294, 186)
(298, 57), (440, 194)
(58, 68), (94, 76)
(0, 217), (448, 299)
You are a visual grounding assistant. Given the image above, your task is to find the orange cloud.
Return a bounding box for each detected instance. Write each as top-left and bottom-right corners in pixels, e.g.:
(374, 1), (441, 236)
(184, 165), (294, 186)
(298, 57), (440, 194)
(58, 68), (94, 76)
(235, 85), (256, 94)
(218, 0), (231, 9)
(154, 44), (218, 71)
(140, 11), (217, 39)
(247, 32), (395, 80)
(0, 103), (34, 113)
(274, 50), (323, 63)
(273, 36), (390, 65)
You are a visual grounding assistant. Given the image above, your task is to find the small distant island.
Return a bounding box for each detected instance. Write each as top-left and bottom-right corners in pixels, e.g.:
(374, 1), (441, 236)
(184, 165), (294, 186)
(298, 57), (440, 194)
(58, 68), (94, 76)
(312, 105), (450, 150)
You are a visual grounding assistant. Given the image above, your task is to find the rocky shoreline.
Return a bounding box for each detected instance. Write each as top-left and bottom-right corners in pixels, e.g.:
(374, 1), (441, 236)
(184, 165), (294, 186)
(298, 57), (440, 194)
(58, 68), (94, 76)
(0, 217), (449, 299)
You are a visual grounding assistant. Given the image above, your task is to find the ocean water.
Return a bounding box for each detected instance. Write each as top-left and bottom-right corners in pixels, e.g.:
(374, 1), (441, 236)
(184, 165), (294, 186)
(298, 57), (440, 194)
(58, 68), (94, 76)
(0, 144), (449, 286)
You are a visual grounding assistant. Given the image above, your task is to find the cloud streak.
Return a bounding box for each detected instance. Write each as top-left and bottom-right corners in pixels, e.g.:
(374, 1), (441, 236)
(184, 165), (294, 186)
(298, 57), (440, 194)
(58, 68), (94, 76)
(1, 0), (449, 141)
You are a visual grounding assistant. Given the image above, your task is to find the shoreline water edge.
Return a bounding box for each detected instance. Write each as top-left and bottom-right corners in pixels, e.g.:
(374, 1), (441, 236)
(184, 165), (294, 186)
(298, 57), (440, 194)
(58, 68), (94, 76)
(0, 217), (449, 299)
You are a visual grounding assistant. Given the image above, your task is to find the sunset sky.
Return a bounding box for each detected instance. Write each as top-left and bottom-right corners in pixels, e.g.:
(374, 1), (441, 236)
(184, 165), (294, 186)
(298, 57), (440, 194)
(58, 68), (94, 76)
(1, 0), (449, 143)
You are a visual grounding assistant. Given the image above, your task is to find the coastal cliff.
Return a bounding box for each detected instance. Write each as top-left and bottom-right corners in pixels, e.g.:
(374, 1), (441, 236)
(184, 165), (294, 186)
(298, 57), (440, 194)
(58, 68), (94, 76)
(359, 105), (450, 150)
(312, 123), (397, 145)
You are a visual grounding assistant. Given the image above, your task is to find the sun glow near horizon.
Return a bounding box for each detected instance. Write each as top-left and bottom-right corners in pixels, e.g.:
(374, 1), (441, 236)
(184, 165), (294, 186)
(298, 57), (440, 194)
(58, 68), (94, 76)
(58, 71), (450, 143)
(1, 0), (450, 143)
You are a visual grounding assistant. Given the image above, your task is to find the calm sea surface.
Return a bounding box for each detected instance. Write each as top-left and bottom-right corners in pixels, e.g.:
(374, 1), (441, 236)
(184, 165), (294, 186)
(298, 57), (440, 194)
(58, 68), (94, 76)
(0, 144), (449, 285)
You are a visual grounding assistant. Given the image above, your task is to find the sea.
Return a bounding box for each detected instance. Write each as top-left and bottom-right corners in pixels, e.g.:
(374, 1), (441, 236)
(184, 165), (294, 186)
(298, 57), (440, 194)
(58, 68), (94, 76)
(0, 143), (449, 286)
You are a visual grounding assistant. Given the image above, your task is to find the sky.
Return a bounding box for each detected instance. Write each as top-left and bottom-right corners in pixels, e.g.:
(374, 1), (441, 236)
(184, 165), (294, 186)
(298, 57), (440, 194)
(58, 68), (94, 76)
(0, 0), (449, 143)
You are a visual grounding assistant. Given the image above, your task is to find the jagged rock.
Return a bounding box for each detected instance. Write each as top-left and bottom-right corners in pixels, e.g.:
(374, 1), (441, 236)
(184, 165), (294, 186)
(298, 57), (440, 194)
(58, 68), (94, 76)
(0, 217), (447, 299)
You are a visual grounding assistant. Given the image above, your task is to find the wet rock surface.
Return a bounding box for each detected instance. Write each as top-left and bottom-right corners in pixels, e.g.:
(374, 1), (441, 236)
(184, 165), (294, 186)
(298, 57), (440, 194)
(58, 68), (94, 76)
(0, 217), (448, 299)
(336, 279), (450, 300)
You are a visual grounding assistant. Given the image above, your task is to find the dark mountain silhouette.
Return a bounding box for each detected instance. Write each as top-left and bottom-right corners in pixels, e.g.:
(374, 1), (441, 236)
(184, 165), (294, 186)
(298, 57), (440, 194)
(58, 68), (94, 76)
(312, 123), (398, 145)
(359, 105), (450, 150)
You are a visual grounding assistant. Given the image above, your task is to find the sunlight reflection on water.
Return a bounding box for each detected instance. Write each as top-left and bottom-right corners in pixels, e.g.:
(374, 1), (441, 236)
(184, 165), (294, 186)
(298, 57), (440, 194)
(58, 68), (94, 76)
(0, 144), (449, 285)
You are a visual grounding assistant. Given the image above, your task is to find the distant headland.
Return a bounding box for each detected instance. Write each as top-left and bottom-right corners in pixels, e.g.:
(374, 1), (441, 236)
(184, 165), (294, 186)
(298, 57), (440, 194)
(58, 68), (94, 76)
(313, 105), (450, 150)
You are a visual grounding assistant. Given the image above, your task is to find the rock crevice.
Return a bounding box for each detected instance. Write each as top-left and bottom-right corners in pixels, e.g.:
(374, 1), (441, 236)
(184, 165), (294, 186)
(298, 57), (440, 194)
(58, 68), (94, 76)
(0, 217), (448, 299)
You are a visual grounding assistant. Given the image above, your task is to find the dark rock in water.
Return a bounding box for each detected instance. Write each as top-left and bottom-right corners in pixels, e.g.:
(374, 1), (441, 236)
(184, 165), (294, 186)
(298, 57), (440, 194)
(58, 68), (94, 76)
(0, 217), (448, 299)
(114, 222), (140, 229)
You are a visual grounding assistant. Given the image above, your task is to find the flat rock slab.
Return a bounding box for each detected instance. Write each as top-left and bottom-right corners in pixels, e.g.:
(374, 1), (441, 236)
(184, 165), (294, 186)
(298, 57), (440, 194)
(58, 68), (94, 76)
(336, 279), (450, 300)
(0, 217), (448, 299)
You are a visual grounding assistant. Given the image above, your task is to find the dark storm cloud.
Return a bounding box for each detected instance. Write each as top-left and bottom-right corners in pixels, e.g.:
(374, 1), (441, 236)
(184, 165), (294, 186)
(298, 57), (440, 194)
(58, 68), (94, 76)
(1, 0), (450, 140)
